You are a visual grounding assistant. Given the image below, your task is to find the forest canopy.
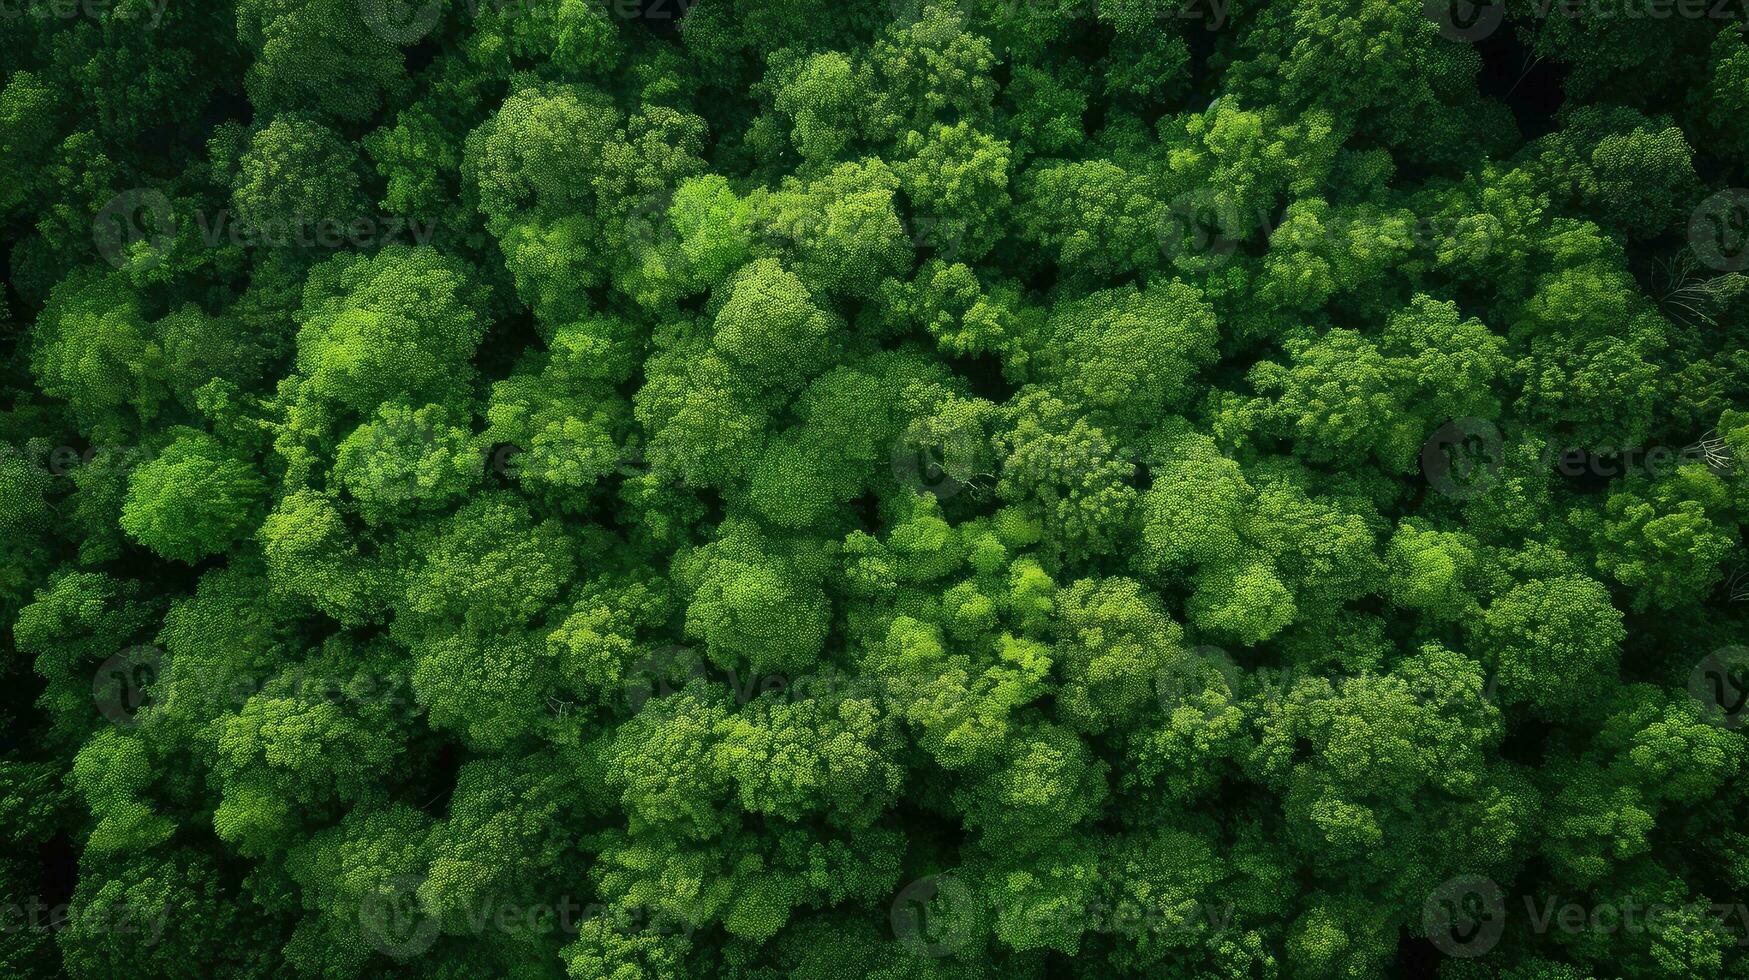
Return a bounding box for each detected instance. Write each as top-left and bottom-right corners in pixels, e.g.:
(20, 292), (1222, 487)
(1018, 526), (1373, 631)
(3, 0), (1749, 977)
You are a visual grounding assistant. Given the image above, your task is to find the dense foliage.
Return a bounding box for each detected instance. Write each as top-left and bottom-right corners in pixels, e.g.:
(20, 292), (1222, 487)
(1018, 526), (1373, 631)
(4, 0), (1749, 976)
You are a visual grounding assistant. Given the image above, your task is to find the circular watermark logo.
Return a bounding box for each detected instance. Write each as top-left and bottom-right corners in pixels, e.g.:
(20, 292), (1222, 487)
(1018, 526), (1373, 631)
(1688, 646), (1749, 730)
(93, 645), (163, 728)
(622, 188), (677, 255)
(357, 0), (442, 45)
(891, 873), (977, 958)
(1424, 875), (1506, 958)
(623, 644), (708, 713)
(1157, 644), (1243, 712)
(1157, 190), (1247, 264)
(890, 419), (983, 502)
(1689, 189), (1749, 273)
(93, 189), (175, 271)
(359, 873), (440, 959)
(886, 0), (974, 24)
(1422, 418), (1504, 501)
(1423, 0), (1506, 42)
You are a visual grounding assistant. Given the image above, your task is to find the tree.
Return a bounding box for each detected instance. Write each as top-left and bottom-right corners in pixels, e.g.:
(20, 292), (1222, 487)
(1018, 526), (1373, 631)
(1470, 575), (1625, 720)
(120, 428), (266, 563)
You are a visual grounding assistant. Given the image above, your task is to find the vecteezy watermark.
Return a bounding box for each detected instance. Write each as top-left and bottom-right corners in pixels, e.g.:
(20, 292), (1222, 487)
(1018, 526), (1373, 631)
(623, 644), (709, 713)
(193, 210), (438, 251)
(1170, 0), (1228, 28)
(1157, 190), (1249, 264)
(1427, 0), (1746, 43)
(1156, 645), (1244, 715)
(1691, 189), (1749, 273)
(0, 0), (169, 28)
(890, 418), (987, 502)
(889, 873), (1232, 959)
(1424, 0), (1510, 40)
(93, 645), (162, 728)
(0, 896), (168, 944)
(357, 0), (443, 44)
(621, 643), (806, 713)
(1423, 0), (1506, 41)
(891, 874), (979, 957)
(1424, 875), (1508, 957)
(899, 212), (972, 266)
(1544, 0), (1749, 17)
(1542, 441), (1718, 481)
(356, 0), (698, 45)
(0, 442), (147, 478)
(93, 645), (418, 728)
(1516, 896), (1749, 947)
(1421, 418), (1505, 501)
(621, 187), (677, 255)
(1423, 418), (1732, 499)
(94, 189), (176, 271)
(1689, 646), (1749, 730)
(359, 875), (690, 961)
(95, 193), (441, 267)
(1426, 876), (1749, 958)
(890, 0), (1226, 29)
(359, 874), (443, 959)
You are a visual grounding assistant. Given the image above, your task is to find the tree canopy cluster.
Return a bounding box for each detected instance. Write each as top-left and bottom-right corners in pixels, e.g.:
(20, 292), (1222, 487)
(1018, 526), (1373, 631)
(3, 0), (1749, 977)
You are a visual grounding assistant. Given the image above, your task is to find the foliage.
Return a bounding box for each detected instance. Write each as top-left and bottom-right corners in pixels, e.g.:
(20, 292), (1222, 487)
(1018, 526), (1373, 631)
(2, 3), (1747, 979)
